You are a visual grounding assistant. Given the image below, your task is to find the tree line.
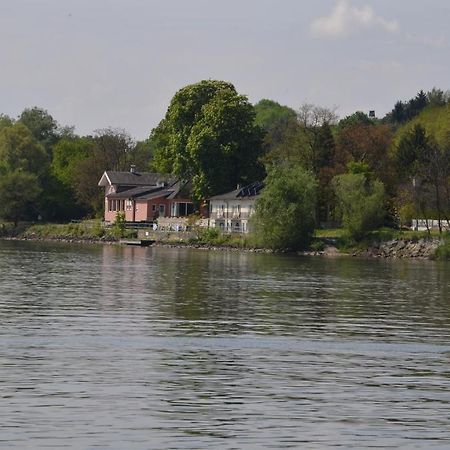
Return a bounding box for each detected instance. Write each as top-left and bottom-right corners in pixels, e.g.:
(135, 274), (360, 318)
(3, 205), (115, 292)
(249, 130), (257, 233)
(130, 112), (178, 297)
(1, 82), (449, 249)
(0, 108), (153, 224)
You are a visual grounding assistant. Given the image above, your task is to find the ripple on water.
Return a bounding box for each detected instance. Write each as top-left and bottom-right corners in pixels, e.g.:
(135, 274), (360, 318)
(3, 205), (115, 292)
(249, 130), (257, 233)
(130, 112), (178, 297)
(1, 241), (450, 449)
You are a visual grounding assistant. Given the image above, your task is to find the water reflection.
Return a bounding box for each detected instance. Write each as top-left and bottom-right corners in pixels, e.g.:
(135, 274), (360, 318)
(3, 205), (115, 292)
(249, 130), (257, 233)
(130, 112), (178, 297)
(1, 241), (450, 448)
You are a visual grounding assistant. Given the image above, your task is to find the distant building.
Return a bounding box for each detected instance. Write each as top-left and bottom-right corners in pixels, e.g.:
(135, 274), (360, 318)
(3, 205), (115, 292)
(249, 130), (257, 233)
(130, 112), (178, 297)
(98, 168), (194, 223)
(208, 182), (263, 233)
(411, 219), (450, 231)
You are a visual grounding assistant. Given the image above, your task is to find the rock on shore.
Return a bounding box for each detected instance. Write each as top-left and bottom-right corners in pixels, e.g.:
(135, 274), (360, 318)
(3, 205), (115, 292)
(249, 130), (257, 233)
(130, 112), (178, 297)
(354, 238), (440, 259)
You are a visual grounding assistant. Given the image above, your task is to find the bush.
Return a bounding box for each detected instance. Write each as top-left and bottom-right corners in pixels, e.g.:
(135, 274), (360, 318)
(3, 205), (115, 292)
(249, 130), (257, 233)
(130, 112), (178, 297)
(110, 212), (126, 238)
(333, 170), (385, 241)
(435, 234), (450, 260)
(253, 164), (317, 250)
(309, 240), (325, 252)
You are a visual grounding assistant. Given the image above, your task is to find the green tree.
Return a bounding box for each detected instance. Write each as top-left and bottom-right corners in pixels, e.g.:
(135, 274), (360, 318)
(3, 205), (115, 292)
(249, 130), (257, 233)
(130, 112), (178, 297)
(253, 164), (317, 250)
(93, 127), (134, 171)
(0, 171), (42, 225)
(396, 123), (429, 180)
(333, 164), (385, 240)
(254, 99), (297, 148)
(338, 111), (373, 130)
(0, 114), (13, 132)
(18, 107), (58, 152)
(151, 80), (264, 202)
(0, 123), (49, 175)
(52, 137), (94, 187)
(66, 129), (135, 216)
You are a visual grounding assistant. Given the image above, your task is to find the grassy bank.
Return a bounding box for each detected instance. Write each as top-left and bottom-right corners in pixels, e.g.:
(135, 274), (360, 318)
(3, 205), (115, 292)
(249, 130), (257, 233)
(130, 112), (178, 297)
(0, 220), (135, 242)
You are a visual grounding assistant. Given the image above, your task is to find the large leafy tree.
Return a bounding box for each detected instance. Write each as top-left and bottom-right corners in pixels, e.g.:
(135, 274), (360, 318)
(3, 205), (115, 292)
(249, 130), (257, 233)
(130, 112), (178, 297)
(19, 107), (59, 153)
(0, 123), (49, 175)
(151, 80), (264, 202)
(253, 164), (317, 250)
(0, 171), (41, 225)
(254, 99), (297, 152)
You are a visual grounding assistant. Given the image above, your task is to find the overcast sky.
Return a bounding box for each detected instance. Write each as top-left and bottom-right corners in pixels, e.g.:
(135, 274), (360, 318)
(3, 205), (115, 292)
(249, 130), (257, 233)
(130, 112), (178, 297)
(1, 0), (449, 139)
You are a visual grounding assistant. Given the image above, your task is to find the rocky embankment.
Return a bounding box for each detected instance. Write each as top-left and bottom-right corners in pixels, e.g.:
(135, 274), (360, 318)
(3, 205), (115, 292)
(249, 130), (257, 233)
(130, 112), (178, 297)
(353, 238), (441, 259)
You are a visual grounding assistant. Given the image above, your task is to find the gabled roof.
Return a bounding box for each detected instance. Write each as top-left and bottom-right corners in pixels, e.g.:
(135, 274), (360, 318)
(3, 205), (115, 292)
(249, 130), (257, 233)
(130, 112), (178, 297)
(98, 170), (175, 187)
(209, 181), (264, 201)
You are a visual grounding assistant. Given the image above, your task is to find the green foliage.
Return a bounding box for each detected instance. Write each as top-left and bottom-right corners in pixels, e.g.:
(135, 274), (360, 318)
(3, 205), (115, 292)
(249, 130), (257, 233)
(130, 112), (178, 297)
(309, 239), (326, 252)
(338, 111), (374, 129)
(18, 107), (58, 151)
(0, 114), (13, 132)
(254, 164), (317, 250)
(333, 171), (385, 241)
(0, 171), (42, 225)
(191, 227), (255, 248)
(151, 80), (264, 202)
(435, 234), (450, 260)
(52, 137), (93, 186)
(111, 211), (126, 238)
(21, 220), (108, 239)
(384, 90), (432, 125)
(254, 99), (297, 132)
(0, 123), (49, 175)
(395, 123), (429, 178)
(193, 227), (228, 245)
(394, 104), (450, 149)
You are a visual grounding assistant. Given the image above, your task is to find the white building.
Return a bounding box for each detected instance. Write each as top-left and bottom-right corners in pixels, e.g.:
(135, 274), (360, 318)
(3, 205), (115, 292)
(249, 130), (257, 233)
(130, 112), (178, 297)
(411, 219), (450, 231)
(208, 182), (263, 233)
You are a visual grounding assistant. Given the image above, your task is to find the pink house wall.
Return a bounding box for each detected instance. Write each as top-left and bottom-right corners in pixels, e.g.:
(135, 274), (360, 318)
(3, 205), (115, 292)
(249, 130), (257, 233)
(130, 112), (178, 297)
(104, 196), (172, 222)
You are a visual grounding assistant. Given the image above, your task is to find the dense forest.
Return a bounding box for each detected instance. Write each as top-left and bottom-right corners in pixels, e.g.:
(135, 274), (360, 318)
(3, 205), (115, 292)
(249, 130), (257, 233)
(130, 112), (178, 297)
(0, 82), (449, 245)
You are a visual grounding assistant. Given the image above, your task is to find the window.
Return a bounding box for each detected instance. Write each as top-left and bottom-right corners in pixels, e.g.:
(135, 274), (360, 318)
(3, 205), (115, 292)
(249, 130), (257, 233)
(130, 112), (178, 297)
(159, 204), (165, 216)
(152, 204), (156, 212)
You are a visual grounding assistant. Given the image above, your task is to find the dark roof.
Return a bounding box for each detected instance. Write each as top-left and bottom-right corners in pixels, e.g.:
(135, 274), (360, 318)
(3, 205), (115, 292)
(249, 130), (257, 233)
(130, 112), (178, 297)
(106, 185), (166, 199)
(166, 180), (193, 200)
(106, 180), (194, 202)
(209, 181), (264, 201)
(98, 171), (175, 187)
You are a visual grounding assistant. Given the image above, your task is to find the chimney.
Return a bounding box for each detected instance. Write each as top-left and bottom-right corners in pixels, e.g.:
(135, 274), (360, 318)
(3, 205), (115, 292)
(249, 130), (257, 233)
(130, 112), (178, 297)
(130, 164), (136, 174)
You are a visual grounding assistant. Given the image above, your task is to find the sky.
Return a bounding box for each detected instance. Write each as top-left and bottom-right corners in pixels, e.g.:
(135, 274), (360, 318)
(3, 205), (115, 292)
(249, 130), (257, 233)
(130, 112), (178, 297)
(0, 0), (449, 140)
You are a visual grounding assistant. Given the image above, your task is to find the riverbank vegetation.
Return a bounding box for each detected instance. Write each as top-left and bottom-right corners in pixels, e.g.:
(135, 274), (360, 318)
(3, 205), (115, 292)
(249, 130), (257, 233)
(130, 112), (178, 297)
(1, 81), (449, 252)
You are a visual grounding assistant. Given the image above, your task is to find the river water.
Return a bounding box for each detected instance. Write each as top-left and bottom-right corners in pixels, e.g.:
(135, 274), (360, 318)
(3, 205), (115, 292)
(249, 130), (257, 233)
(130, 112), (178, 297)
(1, 240), (450, 449)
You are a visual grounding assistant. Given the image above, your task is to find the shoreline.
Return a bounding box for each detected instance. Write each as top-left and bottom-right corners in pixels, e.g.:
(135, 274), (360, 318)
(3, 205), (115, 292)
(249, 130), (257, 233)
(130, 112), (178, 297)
(0, 235), (442, 260)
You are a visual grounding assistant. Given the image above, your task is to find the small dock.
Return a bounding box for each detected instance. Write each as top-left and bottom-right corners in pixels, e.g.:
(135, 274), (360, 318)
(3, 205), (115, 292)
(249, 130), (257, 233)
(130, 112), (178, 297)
(119, 239), (154, 247)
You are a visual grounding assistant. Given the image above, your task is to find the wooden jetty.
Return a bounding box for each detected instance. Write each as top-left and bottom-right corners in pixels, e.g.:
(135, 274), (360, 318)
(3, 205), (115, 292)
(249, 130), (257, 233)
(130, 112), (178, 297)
(119, 239), (154, 247)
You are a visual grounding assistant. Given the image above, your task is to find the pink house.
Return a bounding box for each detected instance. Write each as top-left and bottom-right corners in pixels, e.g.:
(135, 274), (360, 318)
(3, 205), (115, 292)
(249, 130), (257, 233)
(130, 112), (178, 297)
(98, 167), (194, 223)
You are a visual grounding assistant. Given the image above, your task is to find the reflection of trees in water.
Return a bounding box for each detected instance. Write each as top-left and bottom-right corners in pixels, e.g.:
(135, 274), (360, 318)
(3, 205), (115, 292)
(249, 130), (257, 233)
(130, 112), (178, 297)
(151, 249), (256, 331)
(315, 257), (450, 338)
(99, 245), (450, 338)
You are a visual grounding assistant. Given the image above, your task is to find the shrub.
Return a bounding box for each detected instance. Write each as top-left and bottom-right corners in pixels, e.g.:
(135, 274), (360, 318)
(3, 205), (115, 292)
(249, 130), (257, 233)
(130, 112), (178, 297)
(435, 234), (450, 260)
(333, 170), (385, 241)
(111, 212), (126, 238)
(253, 164), (317, 250)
